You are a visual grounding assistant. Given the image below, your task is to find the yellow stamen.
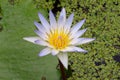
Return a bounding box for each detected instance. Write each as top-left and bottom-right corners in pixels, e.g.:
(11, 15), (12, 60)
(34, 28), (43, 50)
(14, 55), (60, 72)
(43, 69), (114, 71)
(48, 30), (70, 50)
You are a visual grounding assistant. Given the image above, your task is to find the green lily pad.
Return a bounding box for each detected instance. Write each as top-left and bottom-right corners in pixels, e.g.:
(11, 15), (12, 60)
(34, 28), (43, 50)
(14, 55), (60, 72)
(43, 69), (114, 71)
(0, 0), (60, 80)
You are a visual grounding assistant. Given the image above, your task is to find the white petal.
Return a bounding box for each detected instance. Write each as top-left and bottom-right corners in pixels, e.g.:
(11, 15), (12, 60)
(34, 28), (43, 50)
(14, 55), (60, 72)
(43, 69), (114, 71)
(57, 53), (68, 69)
(49, 10), (57, 33)
(77, 38), (95, 45)
(38, 12), (50, 33)
(72, 47), (87, 52)
(34, 21), (46, 33)
(64, 13), (74, 34)
(58, 16), (64, 29)
(69, 38), (79, 45)
(70, 19), (85, 34)
(58, 8), (66, 30)
(70, 28), (87, 39)
(34, 30), (48, 40)
(39, 47), (51, 57)
(62, 46), (87, 53)
(51, 49), (59, 56)
(34, 39), (49, 46)
(70, 38), (95, 45)
(61, 46), (75, 52)
(23, 37), (40, 43)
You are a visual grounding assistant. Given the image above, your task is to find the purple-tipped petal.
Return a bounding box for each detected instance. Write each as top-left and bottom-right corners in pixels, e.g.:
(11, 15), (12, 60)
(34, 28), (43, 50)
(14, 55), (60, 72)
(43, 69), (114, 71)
(34, 40), (49, 46)
(23, 37), (40, 43)
(34, 30), (48, 40)
(34, 21), (46, 33)
(34, 21), (42, 30)
(39, 47), (51, 57)
(38, 12), (50, 33)
(51, 49), (59, 56)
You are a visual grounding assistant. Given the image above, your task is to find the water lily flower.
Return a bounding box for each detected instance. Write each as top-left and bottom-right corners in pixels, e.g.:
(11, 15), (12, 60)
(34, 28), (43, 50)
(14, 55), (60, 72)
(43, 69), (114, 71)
(23, 8), (95, 69)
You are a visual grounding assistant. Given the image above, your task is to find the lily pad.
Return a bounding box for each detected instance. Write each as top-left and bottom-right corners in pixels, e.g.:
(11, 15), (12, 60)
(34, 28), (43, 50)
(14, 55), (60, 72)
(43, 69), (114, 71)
(0, 0), (60, 80)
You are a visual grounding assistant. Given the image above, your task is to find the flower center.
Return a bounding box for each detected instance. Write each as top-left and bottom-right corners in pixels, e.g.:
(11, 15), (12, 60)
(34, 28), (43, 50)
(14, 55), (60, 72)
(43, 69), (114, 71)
(48, 30), (70, 50)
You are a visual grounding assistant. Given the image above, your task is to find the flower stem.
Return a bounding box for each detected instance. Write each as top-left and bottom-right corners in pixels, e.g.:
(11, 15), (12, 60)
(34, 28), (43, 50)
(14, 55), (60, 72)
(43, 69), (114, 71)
(59, 59), (67, 80)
